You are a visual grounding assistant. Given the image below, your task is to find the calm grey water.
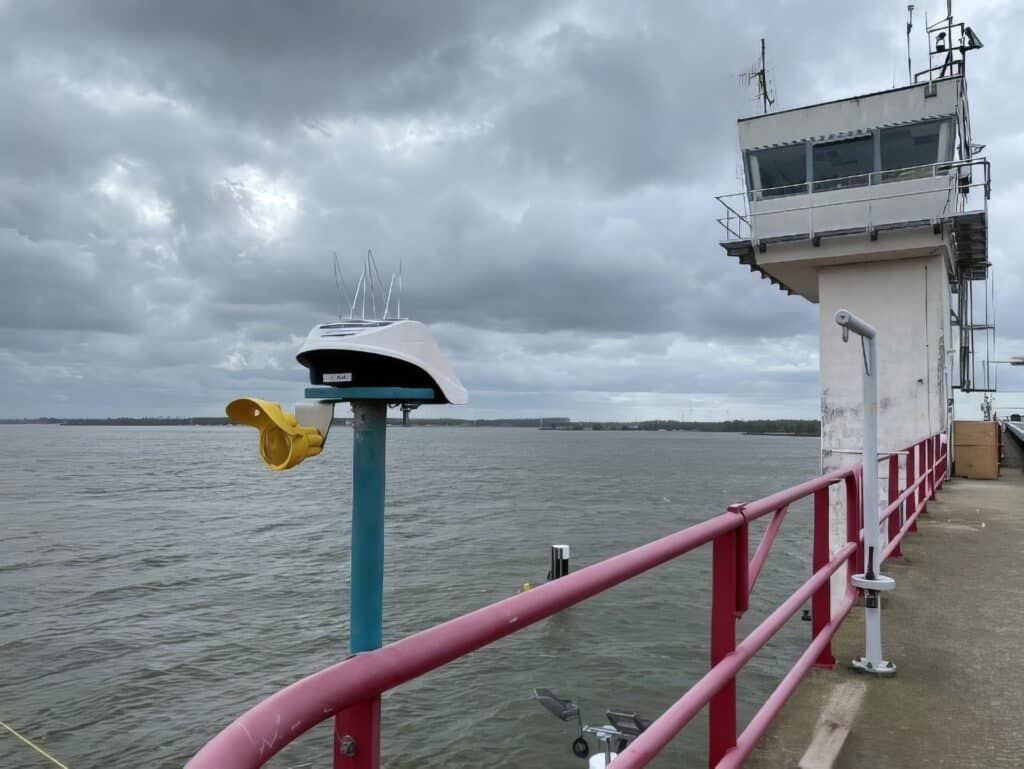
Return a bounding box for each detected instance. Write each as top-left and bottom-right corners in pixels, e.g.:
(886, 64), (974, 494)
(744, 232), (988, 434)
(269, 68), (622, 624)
(0, 425), (820, 769)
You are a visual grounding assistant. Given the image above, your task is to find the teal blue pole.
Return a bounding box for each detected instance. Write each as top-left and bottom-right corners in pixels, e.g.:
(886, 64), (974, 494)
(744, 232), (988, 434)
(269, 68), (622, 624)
(349, 400), (387, 654)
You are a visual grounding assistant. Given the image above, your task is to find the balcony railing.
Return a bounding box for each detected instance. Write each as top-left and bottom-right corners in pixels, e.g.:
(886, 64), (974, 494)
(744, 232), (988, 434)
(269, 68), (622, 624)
(186, 433), (948, 769)
(715, 157), (990, 245)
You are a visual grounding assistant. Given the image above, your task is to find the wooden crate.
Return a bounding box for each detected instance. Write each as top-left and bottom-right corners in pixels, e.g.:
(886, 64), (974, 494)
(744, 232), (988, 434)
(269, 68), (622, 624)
(952, 420), (999, 480)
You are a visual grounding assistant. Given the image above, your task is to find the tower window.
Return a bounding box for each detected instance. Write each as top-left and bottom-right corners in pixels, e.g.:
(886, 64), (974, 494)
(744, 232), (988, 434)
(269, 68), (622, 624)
(812, 136), (874, 192)
(747, 144), (807, 198)
(880, 119), (949, 181)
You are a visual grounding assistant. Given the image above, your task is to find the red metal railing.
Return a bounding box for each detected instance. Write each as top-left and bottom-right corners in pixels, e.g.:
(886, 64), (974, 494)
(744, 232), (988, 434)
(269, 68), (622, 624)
(187, 432), (948, 769)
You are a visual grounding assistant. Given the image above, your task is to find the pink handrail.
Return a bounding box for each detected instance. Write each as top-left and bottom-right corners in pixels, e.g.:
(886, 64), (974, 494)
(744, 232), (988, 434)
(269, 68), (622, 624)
(186, 432), (948, 769)
(186, 514), (743, 769)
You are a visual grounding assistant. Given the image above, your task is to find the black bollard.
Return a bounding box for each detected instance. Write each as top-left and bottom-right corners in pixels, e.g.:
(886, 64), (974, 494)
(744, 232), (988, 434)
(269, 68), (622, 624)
(548, 544), (570, 580)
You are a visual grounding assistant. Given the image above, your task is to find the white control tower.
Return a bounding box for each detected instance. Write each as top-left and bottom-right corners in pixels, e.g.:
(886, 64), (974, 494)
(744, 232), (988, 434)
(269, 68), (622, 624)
(716, 12), (992, 589)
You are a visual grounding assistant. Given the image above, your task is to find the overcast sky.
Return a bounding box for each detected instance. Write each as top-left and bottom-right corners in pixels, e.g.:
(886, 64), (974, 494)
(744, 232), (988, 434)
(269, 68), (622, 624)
(1, 0), (1021, 421)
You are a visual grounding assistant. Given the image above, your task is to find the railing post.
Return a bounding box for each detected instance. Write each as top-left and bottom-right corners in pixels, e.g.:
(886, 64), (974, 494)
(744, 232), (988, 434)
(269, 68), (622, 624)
(334, 400), (387, 769)
(906, 443), (918, 533)
(812, 487), (835, 667)
(731, 505), (750, 616)
(917, 442), (928, 515)
(925, 438), (933, 502)
(928, 438), (935, 499)
(710, 526), (740, 767)
(939, 433), (948, 486)
(334, 698), (381, 769)
(846, 471), (862, 579)
(887, 455), (902, 558)
(925, 440), (933, 509)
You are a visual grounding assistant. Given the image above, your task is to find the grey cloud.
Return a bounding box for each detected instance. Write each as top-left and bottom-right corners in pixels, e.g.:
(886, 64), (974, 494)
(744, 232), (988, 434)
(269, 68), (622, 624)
(0, 1), (1020, 419)
(0, 229), (140, 332)
(4, 1), (554, 129)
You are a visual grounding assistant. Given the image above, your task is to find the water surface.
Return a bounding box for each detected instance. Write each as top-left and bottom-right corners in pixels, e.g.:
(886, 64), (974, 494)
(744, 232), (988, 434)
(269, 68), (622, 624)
(0, 425), (820, 768)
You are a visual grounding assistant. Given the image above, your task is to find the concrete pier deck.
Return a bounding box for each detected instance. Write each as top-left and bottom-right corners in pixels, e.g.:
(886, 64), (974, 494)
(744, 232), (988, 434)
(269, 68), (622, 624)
(746, 465), (1024, 769)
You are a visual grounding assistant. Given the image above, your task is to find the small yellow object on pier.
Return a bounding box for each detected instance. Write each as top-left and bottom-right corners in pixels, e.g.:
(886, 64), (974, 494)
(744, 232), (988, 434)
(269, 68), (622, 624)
(226, 398), (323, 471)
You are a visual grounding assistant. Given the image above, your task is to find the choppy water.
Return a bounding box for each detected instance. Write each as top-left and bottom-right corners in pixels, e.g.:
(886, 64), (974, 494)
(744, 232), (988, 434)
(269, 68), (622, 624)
(0, 425), (820, 768)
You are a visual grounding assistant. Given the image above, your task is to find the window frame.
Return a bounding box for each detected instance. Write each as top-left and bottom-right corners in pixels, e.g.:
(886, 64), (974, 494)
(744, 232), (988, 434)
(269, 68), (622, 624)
(878, 118), (953, 182)
(810, 134), (876, 193)
(745, 116), (958, 200)
(745, 143), (810, 199)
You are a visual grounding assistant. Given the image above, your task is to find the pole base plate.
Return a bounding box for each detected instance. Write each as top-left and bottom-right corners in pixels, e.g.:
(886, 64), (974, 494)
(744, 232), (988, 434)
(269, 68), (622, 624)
(851, 573), (895, 591)
(851, 657), (897, 676)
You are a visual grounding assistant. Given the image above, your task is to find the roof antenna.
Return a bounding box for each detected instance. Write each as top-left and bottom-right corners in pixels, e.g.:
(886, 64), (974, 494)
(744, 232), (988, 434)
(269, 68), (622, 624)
(742, 38), (775, 114)
(381, 258), (403, 319)
(368, 249), (386, 313)
(383, 271), (396, 319)
(352, 261), (366, 319)
(906, 4), (914, 85)
(332, 251), (351, 320)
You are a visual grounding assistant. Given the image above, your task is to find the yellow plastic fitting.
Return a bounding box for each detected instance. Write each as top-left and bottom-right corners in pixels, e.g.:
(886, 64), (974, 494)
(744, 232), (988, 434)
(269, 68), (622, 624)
(226, 397), (324, 471)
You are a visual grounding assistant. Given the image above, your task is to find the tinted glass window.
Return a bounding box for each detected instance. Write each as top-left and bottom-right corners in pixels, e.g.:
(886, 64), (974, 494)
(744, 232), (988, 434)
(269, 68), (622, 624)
(812, 136), (873, 191)
(880, 120), (945, 181)
(748, 144), (806, 198)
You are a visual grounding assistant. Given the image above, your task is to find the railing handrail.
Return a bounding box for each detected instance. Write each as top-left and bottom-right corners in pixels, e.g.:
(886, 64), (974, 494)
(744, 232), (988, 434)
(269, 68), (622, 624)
(741, 179), (986, 219)
(186, 513), (743, 769)
(187, 432), (949, 769)
(730, 156), (989, 201)
(714, 157), (990, 242)
(715, 194), (751, 225)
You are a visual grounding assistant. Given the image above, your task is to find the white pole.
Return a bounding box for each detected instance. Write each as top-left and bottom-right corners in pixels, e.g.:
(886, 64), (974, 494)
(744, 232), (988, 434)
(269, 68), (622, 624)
(834, 309), (896, 676)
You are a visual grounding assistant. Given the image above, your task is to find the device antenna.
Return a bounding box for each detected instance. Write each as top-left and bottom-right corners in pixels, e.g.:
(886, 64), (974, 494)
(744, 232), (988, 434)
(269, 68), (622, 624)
(332, 251), (351, 320)
(906, 4), (915, 84)
(740, 38), (776, 114)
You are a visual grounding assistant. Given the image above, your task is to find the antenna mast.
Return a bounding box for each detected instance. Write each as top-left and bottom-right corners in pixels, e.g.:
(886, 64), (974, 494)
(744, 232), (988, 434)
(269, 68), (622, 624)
(906, 4), (914, 84)
(332, 251), (351, 320)
(742, 39), (775, 114)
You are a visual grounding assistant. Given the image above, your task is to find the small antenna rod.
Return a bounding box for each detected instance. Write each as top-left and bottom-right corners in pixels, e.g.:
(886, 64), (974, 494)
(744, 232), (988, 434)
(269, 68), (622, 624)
(332, 251), (351, 320)
(906, 5), (914, 84)
(354, 263), (366, 319)
(737, 39), (775, 114)
(368, 250), (386, 313)
(383, 272), (396, 319)
(758, 38), (774, 113)
(365, 250), (375, 318)
(945, 0), (954, 77)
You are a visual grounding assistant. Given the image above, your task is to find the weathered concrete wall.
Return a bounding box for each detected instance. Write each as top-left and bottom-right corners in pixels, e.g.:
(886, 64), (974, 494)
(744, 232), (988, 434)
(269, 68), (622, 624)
(738, 77), (959, 150)
(817, 253), (950, 608)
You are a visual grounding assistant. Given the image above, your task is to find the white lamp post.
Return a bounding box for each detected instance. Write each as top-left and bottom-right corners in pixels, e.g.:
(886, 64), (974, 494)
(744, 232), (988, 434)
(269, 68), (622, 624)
(835, 309), (897, 676)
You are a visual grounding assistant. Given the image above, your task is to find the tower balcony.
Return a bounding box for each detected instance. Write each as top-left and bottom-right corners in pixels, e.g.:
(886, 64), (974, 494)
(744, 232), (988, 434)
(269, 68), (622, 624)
(715, 156), (989, 300)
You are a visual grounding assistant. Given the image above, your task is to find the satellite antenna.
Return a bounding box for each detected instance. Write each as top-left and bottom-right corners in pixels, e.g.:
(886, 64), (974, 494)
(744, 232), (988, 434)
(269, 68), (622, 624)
(742, 38), (775, 114)
(332, 252), (351, 320)
(906, 5), (914, 85)
(338, 250), (405, 321)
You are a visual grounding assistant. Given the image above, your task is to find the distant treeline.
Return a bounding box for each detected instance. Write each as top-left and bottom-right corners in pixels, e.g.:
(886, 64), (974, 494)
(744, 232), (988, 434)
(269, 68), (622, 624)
(1, 416), (820, 435)
(0, 417), (232, 426)
(603, 419), (821, 436)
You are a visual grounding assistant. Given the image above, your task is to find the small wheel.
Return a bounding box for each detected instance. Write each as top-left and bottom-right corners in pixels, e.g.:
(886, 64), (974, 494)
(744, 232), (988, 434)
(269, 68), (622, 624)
(572, 737), (590, 758)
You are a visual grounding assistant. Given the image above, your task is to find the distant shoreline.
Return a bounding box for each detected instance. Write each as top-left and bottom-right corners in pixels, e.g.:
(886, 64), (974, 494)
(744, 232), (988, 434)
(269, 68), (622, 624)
(0, 417), (821, 436)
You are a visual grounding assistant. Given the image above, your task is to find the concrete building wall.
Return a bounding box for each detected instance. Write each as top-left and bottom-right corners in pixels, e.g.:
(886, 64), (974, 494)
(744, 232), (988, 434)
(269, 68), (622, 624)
(817, 253), (950, 608)
(749, 175), (952, 241)
(737, 78), (960, 150)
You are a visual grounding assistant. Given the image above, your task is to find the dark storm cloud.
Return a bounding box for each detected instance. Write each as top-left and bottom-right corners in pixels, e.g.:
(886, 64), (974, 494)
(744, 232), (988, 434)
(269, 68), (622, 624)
(5, 1), (551, 127)
(0, 229), (139, 332)
(0, 0), (1020, 418)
